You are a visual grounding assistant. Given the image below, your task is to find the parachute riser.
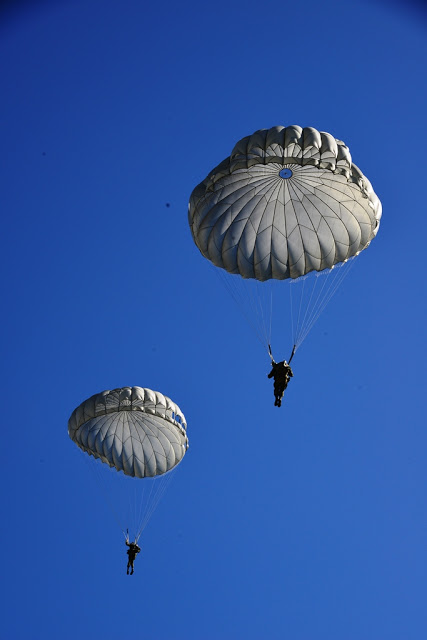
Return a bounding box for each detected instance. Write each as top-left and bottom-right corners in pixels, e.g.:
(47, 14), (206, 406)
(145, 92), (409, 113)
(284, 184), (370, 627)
(125, 528), (140, 544)
(268, 343), (296, 365)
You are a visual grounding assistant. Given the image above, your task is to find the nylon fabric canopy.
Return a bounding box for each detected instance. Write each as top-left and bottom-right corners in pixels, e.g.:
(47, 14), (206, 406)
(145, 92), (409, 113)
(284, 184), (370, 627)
(189, 125), (382, 281)
(68, 386), (189, 478)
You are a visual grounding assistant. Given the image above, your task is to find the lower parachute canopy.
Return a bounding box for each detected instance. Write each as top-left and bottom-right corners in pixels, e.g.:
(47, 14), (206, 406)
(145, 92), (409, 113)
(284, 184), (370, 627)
(69, 387), (189, 539)
(68, 386), (189, 478)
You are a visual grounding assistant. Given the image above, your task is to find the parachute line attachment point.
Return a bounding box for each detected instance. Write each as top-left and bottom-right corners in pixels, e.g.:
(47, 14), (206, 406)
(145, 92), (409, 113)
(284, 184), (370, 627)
(288, 344), (296, 364)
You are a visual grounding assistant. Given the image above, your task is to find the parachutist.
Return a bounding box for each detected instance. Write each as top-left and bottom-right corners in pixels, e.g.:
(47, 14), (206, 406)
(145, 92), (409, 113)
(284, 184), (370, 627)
(268, 360), (293, 407)
(126, 539), (141, 575)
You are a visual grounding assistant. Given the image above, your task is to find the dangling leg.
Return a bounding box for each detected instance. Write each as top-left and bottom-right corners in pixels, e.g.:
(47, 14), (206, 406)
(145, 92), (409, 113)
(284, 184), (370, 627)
(277, 385), (285, 407)
(274, 382), (280, 407)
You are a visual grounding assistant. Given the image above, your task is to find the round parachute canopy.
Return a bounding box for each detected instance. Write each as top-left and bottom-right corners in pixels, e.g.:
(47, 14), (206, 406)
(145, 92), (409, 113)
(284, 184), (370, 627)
(189, 125), (382, 282)
(68, 386), (189, 478)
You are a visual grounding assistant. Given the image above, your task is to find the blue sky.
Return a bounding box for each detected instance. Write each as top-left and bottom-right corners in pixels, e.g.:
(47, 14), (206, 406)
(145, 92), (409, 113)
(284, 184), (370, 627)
(1, 1), (426, 638)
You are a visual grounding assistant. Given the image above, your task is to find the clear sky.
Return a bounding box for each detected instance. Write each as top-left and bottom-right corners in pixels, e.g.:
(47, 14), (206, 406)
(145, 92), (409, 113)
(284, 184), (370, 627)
(1, 1), (426, 639)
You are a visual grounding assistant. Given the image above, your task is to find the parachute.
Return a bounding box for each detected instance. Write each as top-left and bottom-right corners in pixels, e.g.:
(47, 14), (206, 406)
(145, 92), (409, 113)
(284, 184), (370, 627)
(69, 386), (188, 477)
(188, 125), (382, 355)
(69, 386), (189, 538)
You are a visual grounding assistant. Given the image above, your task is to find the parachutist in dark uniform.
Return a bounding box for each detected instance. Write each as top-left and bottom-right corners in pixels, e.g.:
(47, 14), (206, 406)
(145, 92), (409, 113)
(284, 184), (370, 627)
(126, 539), (141, 575)
(268, 360), (293, 407)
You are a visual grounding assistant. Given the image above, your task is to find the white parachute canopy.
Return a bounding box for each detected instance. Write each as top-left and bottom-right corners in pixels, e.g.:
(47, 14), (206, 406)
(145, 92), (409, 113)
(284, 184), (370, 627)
(188, 125), (382, 353)
(69, 386), (189, 477)
(189, 125), (381, 281)
(69, 386), (189, 538)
